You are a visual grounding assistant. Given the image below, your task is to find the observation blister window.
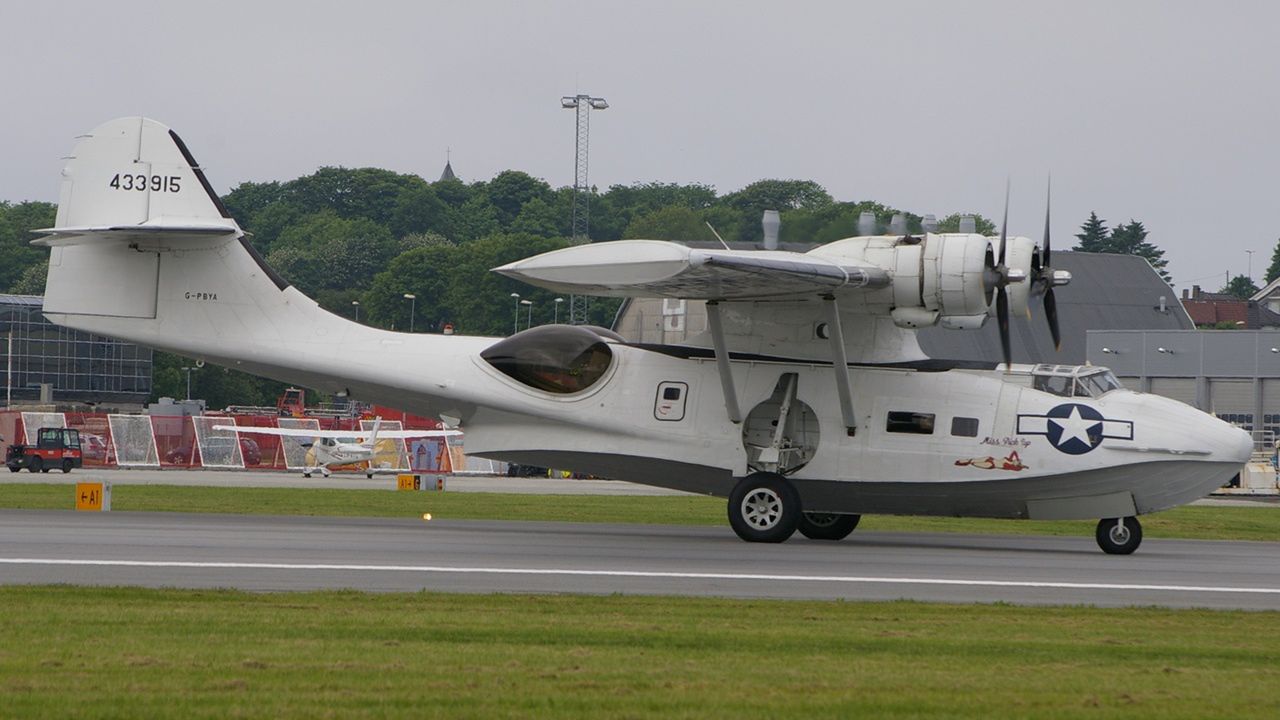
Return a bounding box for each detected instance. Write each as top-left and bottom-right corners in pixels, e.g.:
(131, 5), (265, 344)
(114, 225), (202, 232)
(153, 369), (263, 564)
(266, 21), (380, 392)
(481, 325), (615, 395)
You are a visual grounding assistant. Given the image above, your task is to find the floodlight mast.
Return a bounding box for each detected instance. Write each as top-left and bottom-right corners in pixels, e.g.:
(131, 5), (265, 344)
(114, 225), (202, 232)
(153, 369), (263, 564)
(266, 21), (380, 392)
(561, 93), (607, 324)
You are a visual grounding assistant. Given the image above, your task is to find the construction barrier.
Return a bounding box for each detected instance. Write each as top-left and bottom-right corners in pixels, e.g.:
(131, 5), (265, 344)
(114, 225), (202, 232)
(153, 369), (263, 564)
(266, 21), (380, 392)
(0, 410), (504, 475)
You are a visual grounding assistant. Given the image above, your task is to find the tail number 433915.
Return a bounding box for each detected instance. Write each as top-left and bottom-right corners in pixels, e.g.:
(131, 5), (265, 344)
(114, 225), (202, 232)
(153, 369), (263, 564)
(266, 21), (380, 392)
(108, 173), (182, 192)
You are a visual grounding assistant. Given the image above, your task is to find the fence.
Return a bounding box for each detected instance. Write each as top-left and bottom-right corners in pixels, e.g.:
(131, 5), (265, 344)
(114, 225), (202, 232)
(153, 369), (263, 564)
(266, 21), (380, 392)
(0, 411), (501, 474)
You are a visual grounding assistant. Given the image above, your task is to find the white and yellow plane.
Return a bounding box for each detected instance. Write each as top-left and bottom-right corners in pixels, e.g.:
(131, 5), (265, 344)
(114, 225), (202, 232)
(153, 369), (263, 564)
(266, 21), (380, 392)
(212, 418), (458, 478)
(33, 118), (1252, 553)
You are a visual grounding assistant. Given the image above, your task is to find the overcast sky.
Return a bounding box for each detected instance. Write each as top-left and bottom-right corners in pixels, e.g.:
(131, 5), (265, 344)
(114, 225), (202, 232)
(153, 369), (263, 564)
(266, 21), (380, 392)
(3, 1), (1277, 290)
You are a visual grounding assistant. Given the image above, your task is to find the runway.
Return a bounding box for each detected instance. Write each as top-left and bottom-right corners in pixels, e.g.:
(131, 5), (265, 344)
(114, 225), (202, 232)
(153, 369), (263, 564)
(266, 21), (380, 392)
(3, 509), (1279, 610)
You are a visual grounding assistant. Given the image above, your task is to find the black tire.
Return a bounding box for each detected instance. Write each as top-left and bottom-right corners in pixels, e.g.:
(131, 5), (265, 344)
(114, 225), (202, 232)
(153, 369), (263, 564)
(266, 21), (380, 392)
(61, 459), (74, 474)
(727, 472), (802, 543)
(7, 465), (19, 473)
(1096, 516), (1142, 555)
(798, 512), (861, 541)
(28, 457), (42, 473)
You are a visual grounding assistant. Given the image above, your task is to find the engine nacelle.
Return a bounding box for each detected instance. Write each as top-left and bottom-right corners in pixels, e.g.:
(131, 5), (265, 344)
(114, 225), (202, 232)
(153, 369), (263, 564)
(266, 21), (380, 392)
(812, 233), (1038, 330)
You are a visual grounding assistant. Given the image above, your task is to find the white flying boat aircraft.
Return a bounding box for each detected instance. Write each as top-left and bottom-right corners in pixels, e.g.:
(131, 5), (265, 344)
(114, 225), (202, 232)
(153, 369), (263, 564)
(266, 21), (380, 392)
(34, 118), (1252, 554)
(212, 418), (458, 478)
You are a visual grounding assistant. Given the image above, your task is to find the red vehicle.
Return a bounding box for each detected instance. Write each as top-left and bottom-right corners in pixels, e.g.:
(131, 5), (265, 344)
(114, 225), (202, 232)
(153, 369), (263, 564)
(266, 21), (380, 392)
(6, 428), (83, 474)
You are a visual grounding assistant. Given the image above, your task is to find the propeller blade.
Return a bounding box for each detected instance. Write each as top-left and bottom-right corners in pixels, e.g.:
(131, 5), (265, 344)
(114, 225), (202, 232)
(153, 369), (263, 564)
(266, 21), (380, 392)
(997, 286), (1012, 370)
(998, 181), (1010, 267)
(1045, 286), (1061, 350)
(1042, 176), (1052, 264)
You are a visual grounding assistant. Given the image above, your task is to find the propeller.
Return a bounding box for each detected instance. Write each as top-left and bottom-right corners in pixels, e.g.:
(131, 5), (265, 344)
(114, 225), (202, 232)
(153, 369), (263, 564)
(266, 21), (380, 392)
(984, 183), (1015, 370)
(1030, 178), (1068, 350)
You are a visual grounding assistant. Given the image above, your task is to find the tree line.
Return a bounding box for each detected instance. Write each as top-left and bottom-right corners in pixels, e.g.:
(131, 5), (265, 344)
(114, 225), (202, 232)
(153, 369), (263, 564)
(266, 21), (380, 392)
(4, 174), (1194, 406)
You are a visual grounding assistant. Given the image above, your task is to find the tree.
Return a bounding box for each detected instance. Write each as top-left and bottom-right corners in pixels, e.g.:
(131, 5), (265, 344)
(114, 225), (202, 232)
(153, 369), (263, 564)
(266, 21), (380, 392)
(1074, 212), (1110, 252)
(1221, 274), (1260, 300)
(624, 206), (716, 242)
(722, 179), (832, 212)
(0, 201), (55, 292)
(1265, 238), (1280, 285)
(509, 197), (563, 238)
(935, 213), (997, 235)
(222, 181), (283, 225)
(485, 171), (553, 227)
(267, 211), (396, 295)
(1108, 220), (1170, 282)
(389, 183), (452, 239)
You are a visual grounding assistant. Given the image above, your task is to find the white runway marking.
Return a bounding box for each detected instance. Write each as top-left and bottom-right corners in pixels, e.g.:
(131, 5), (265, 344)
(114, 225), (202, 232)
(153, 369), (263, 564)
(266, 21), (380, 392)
(2, 557), (1278, 595)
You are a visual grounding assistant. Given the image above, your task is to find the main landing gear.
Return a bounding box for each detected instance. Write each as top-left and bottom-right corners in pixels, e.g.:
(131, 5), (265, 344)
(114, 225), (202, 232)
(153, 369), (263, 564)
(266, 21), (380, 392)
(728, 473), (802, 543)
(727, 472), (863, 543)
(1095, 516), (1142, 555)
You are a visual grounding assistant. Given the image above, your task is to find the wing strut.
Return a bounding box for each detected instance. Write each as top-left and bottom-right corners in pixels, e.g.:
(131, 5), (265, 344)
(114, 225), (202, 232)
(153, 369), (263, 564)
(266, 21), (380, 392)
(706, 301), (742, 424)
(822, 296), (858, 435)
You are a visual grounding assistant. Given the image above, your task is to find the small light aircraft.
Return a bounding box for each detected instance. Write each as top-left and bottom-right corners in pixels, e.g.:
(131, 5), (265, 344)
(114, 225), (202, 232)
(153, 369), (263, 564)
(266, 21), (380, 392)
(212, 418), (459, 478)
(34, 118), (1252, 554)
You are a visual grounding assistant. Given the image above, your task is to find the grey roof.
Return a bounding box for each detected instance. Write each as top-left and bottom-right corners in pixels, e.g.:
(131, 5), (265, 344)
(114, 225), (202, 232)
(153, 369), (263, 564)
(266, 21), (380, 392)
(439, 161), (457, 182)
(916, 252), (1192, 365)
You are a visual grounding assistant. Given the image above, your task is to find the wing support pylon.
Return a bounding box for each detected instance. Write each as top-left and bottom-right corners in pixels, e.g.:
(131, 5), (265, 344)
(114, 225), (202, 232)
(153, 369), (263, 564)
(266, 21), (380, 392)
(822, 295), (858, 435)
(706, 301), (743, 424)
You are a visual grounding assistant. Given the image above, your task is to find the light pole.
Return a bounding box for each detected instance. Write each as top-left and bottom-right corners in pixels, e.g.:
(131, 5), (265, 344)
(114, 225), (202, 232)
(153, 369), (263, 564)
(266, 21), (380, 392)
(351, 300), (360, 323)
(561, 92), (608, 325)
(1246, 249), (1256, 281)
(180, 366), (194, 401)
(554, 297), (564, 324)
(521, 299), (533, 328)
(403, 293), (416, 332)
(510, 292), (521, 334)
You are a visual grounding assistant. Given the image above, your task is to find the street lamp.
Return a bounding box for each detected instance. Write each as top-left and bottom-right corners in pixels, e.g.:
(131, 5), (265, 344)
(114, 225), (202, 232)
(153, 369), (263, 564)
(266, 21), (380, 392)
(403, 293), (416, 333)
(351, 300), (360, 323)
(521, 299), (533, 328)
(510, 292), (521, 334)
(180, 366), (195, 401)
(554, 297), (564, 324)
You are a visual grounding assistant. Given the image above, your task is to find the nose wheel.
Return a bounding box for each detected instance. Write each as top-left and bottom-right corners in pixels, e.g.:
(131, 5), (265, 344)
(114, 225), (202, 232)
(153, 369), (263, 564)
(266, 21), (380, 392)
(1095, 516), (1142, 555)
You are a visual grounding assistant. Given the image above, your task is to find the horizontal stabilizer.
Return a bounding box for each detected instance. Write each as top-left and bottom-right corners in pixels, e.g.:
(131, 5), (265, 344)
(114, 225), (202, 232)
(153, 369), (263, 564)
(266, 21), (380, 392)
(34, 221), (238, 247)
(493, 239), (889, 300)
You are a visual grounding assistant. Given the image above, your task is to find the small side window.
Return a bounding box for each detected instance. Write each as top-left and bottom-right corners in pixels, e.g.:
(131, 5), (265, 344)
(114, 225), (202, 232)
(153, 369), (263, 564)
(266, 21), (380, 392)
(654, 381), (688, 421)
(951, 417), (979, 437)
(887, 411), (935, 434)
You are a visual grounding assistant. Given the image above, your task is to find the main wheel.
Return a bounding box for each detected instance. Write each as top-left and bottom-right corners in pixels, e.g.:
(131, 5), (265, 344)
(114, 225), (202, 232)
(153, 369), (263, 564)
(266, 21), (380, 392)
(1096, 516), (1142, 555)
(798, 512), (861, 541)
(61, 459), (74, 473)
(727, 472), (802, 543)
(28, 457), (42, 473)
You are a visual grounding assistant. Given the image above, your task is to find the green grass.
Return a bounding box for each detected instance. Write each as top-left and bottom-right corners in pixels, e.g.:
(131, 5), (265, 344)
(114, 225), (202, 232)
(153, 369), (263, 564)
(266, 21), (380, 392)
(1, 586), (1278, 719)
(2, 482), (1278, 541)
(0, 483), (723, 525)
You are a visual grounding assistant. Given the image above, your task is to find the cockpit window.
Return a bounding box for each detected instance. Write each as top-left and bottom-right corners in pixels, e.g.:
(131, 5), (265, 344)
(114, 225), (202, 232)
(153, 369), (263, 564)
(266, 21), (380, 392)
(481, 325), (615, 394)
(1032, 369), (1123, 398)
(1079, 371), (1122, 397)
(1033, 375), (1073, 397)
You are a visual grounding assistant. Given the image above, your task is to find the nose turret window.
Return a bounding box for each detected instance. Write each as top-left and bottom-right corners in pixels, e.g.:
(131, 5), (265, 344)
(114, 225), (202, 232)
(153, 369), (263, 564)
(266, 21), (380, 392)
(481, 325), (615, 394)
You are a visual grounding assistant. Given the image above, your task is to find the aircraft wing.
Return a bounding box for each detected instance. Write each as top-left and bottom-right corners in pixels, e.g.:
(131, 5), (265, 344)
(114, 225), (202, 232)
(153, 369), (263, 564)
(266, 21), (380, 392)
(492, 239), (890, 300)
(212, 425), (459, 439)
